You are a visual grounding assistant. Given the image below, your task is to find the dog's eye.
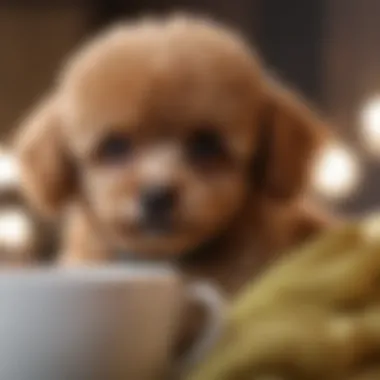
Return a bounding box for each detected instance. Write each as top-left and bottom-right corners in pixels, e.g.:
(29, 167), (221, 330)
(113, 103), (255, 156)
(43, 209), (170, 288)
(187, 129), (226, 165)
(96, 133), (131, 163)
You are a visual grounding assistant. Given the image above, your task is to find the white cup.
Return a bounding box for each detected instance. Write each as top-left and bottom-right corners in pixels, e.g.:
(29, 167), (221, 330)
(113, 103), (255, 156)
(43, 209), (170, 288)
(0, 265), (224, 380)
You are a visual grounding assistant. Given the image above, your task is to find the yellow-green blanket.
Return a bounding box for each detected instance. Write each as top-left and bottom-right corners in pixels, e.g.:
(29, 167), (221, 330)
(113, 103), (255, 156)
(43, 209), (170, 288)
(188, 215), (380, 380)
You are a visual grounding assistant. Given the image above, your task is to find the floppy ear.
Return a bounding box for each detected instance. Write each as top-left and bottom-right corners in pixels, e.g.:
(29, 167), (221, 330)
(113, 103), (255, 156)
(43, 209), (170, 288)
(253, 81), (328, 199)
(14, 96), (75, 217)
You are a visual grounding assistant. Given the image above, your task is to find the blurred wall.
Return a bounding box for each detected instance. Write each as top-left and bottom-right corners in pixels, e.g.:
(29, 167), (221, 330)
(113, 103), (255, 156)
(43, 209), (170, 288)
(323, 0), (380, 214)
(0, 4), (94, 140)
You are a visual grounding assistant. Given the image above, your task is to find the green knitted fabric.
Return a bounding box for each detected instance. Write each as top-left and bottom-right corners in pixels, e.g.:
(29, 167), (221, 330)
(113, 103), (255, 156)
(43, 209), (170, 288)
(188, 216), (380, 380)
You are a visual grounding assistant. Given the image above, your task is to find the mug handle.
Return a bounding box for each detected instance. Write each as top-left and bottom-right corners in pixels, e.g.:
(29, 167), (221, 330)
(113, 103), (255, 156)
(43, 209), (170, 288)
(178, 281), (226, 373)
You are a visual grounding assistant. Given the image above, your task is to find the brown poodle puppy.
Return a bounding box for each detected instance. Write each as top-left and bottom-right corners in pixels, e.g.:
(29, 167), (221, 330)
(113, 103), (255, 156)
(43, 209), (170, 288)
(15, 14), (331, 297)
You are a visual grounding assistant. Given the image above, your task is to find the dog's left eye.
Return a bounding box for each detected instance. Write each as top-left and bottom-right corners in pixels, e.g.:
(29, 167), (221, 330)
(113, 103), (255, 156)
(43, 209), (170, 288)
(95, 133), (131, 163)
(186, 129), (226, 165)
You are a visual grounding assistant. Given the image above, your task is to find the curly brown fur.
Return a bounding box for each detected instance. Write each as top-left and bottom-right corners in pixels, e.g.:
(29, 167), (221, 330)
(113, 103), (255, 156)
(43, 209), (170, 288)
(15, 14), (332, 296)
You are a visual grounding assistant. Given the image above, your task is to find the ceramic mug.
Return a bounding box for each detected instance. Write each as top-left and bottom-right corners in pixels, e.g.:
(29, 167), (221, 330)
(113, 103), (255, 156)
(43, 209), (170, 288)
(0, 264), (224, 380)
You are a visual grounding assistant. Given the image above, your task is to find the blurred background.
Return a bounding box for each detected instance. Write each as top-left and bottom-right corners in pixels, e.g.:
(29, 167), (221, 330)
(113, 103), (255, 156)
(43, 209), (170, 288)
(0, 0), (379, 261)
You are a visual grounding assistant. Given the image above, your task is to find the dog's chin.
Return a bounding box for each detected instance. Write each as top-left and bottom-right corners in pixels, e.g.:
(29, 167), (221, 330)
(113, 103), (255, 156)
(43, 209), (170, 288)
(117, 236), (199, 260)
(110, 220), (214, 260)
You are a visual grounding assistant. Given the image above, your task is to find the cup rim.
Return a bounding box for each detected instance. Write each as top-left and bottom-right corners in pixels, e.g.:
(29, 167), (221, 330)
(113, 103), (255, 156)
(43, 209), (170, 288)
(0, 263), (178, 285)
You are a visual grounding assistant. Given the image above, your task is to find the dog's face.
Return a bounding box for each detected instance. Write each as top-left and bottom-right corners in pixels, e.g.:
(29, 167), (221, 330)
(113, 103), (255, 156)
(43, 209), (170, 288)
(15, 16), (326, 258)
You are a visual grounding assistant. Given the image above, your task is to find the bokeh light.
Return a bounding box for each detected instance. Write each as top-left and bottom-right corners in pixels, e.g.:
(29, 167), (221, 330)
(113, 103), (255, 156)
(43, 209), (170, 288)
(360, 96), (380, 155)
(0, 209), (33, 250)
(0, 149), (19, 190)
(312, 143), (360, 200)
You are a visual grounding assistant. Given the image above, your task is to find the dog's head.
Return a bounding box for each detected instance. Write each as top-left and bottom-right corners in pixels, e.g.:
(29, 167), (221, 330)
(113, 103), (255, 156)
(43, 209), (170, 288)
(15, 15), (327, 258)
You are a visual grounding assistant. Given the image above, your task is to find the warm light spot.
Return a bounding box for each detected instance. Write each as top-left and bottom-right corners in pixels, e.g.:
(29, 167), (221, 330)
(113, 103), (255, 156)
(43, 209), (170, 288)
(0, 149), (19, 190)
(312, 144), (360, 199)
(0, 209), (33, 249)
(360, 96), (380, 155)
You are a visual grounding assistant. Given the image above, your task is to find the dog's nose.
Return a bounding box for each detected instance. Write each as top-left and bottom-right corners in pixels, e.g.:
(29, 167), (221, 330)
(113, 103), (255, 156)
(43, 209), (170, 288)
(140, 186), (177, 219)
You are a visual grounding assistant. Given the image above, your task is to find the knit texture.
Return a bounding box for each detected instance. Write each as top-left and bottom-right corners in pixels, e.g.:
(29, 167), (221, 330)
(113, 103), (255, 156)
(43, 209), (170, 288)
(188, 215), (380, 380)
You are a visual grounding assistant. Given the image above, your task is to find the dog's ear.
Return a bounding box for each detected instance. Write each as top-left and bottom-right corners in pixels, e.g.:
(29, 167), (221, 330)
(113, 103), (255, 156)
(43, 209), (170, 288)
(14, 95), (75, 217)
(253, 81), (328, 199)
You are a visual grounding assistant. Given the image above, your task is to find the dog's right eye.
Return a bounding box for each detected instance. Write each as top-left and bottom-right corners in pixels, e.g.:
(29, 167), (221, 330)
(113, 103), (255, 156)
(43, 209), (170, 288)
(95, 133), (131, 164)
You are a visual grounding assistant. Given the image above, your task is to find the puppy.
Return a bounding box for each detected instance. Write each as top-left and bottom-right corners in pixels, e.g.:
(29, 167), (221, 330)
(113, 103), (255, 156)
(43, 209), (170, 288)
(15, 14), (332, 296)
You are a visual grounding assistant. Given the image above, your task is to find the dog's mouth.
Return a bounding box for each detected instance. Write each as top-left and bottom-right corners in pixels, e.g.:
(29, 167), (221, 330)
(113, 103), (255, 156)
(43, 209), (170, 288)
(139, 214), (176, 236)
(116, 215), (181, 237)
